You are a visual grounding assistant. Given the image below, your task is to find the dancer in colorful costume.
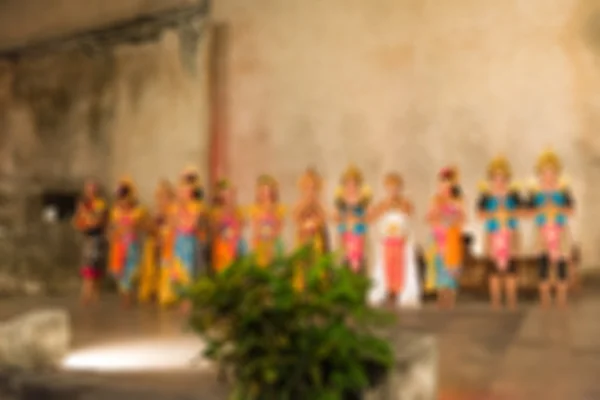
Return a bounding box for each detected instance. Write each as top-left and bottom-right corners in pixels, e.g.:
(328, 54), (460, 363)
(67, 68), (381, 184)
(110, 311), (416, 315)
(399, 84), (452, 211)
(108, 178), (145, 306)
(477, 156), (523, 310)
(139, 180), (176, 305)
(294, 168), (329, 253)
(210, 179), (246, 273)
(425, 167), (465, 309)
(73, 179), (107, 305)
(171, 178), (203, 308)
(249, 175), (285, 267)
(181, 166), (209, 277)
(528, 150), (574, 309)
(368, 173), (421, 308)
(334, 165), (371, 273)
(293, 168), (329, 289)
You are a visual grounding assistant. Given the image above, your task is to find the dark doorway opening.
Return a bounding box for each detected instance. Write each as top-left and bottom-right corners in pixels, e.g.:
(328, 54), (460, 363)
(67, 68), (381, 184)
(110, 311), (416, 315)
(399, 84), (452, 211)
(41, 190), (79, 221)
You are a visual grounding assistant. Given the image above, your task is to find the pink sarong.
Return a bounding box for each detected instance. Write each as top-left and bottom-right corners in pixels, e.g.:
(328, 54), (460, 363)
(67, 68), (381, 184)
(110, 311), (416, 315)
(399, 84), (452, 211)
(343, 233), (365, 272)
(490, 229), (510, 270)
(384, 237), (405, 292)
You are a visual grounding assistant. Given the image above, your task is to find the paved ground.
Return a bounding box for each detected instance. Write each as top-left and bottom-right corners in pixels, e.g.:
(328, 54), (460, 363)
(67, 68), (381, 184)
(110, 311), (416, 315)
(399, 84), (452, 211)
(2, 285), (600, 400)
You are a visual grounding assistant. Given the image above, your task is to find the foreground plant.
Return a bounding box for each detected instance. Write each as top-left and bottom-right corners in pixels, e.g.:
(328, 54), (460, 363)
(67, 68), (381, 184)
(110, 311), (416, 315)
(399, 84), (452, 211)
(187, 247), (396, 400)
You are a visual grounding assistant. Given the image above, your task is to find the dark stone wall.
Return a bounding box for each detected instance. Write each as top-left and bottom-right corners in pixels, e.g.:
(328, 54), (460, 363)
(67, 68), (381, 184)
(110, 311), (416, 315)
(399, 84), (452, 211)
(0, 2), (210, 295)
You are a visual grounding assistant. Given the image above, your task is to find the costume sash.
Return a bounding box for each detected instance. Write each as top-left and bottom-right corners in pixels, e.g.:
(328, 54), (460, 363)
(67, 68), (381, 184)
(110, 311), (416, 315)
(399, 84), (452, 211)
(490, 229), (511, 270)
(369, 211), (421, 307)
(343, 232), (365, 272)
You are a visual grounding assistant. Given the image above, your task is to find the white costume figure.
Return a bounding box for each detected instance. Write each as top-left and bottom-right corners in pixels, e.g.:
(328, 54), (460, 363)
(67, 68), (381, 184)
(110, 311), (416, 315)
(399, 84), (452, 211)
(369, 210), (421, 308)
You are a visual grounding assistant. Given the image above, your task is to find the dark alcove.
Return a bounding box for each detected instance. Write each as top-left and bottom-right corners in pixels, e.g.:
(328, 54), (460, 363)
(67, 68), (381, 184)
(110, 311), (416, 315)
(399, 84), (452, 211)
(41, 190), (79, 221)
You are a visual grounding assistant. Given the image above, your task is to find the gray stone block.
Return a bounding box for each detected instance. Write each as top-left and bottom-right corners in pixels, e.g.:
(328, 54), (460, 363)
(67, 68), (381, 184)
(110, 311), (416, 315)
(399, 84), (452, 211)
(366, 331), (438, 400)
(0, 309), (71, 370)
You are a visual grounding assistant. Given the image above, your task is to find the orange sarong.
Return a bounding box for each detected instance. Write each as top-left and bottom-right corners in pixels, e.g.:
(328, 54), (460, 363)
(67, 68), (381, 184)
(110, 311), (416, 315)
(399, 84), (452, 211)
(444, 225), (463, 269)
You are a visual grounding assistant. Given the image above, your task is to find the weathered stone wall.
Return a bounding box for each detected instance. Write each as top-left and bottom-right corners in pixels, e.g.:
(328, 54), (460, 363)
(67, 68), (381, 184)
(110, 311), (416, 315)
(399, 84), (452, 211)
(213, 0), (600, 268)
(0, 4), (211, 294)
(0, 0), (204, 51)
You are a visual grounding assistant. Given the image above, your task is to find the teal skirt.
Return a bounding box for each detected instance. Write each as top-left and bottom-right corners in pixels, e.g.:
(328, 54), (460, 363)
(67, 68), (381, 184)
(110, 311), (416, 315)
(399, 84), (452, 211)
(435, 255), (460, 290)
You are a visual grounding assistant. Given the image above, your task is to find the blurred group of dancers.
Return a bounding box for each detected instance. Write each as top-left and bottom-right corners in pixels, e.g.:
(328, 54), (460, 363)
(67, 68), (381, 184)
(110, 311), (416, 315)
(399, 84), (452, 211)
(73, 149), (574, 311)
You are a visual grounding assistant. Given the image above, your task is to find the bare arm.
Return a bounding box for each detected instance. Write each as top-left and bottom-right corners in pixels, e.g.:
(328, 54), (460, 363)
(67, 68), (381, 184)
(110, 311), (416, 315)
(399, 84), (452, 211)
(144, 210), (158, 235)
(248, 207), (260, 242)
(237, 208), (247, 229)
(404, 199), (414, 216)
(72, 203), (84, 230)
(425, 202), (438, 225)
(367, 201), (383, 223)
(563, 190), (575, 217)
(332, 207), (342, 224)
(106, 212), (118, 241)
(521, 192), (537, 219)
(316, 203), (327, 226)
(476, 210), (489, 220)
(455, 199), (467, 225)
(275, 205), (285, 236)
(292, 201), (303, 225)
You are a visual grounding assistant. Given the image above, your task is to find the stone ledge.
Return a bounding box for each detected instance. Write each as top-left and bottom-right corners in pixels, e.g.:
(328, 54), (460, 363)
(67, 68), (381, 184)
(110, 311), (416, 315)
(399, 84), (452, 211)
(366, 330), (438, 400)
(0, 369), (227, 400)
(0, 309), (71, 370)
(0, 0), (210, 59)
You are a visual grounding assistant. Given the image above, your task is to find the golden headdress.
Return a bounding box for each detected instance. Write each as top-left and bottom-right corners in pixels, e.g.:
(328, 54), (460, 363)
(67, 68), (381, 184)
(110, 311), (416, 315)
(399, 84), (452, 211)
(340, 164), (363, 184)
(117, 176), (135, 189)
(155, 179), (174, 198)
(298, 167), (322, 190)
(215, 178), (232, 190)
(212, 179), (234, 206)
(182, 165), (198, 177)
(257, 174), (277, 188)
(116, 176), (136, 199)
(335, 165), (371, 202)
(438, 166), (459, 183)
(535, 149), (562, 173)
(256, 174), (279, 203)
(180, 165), (201, 186)
(384, 171), (403, 186)
(487, 155), (511, 178)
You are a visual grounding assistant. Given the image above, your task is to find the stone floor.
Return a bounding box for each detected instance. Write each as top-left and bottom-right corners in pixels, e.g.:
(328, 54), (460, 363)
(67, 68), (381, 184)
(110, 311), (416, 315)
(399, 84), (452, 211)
(2, 285), (600, 400)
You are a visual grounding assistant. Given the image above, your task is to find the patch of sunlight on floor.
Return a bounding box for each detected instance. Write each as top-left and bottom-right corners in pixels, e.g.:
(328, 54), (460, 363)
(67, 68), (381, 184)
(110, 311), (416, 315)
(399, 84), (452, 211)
(61, 336), (211, 372)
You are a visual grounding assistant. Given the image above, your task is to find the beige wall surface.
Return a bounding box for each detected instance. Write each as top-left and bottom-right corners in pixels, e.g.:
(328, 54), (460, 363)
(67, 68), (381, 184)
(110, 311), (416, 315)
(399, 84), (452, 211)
(108, 31), (211, 202)
(213, 0), (600, 267)
(0, 30), (210, 204)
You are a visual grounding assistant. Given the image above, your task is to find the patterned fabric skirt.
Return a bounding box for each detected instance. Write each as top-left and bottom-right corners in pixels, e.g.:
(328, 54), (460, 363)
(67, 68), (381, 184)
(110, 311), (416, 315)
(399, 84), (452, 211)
(109, 238), (141, 293)
(255, 238), (284, 267)
(171, 233), (197, 294)
(212, 237), (246, 273)
(425, 238), (462, 292)
(81, 234), (106, 280)
(138, 237), (159, 303)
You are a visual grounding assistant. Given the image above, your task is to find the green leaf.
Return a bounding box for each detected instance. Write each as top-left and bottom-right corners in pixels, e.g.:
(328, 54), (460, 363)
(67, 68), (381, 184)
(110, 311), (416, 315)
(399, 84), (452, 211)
(263, 368), (278, 384)
(187, 250), (395, 398)
(308, 365), (322, 387)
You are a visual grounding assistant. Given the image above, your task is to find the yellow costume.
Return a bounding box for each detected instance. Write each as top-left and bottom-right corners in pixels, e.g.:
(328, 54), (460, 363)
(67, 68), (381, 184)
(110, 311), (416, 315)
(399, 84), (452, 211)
(211, 206), (246, 273)
(293, 168), (329, 290)
(108, 186), (145, 294)
(250, 174), (285, 267)
(424, 167), (464, 292)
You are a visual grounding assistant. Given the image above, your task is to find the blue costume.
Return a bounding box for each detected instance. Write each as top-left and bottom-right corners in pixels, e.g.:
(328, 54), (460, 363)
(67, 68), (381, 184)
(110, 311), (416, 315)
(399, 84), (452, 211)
(336, 199), (369, 272)
(477, 190), (522, 275)
(531, 191), (570, 228)
(528, 187), (573, 281)
(335, 165), (370, 273)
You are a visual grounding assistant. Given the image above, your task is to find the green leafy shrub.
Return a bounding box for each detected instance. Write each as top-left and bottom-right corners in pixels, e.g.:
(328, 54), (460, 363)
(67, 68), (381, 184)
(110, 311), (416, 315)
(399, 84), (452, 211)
(187, 246), (396, 400)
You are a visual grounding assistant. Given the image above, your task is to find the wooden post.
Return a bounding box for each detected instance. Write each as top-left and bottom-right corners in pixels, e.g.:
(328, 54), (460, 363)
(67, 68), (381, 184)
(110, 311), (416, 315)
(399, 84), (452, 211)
(208, 23), (230, 192)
